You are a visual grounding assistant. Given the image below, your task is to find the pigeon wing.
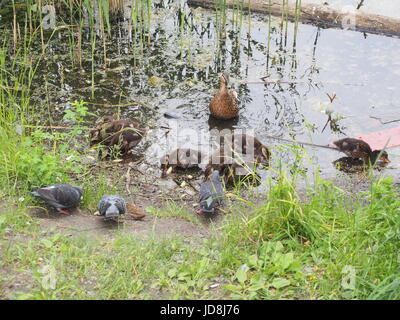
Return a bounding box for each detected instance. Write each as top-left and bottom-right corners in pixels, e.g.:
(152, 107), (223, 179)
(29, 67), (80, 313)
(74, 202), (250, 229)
(36, 188), (59, 207)
(211, 180), (224, 205)
(98, 196), (110, 215)
(199, 181), (219, 211)
(199, 181), (212, 203)
(114, 196), (127, 215)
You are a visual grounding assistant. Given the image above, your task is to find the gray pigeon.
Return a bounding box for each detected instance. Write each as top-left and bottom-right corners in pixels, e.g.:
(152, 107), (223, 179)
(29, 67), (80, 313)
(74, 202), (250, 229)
(31, 184), (82, 214)
(98, 195), (126, 219)
(196, 170), (224, 215)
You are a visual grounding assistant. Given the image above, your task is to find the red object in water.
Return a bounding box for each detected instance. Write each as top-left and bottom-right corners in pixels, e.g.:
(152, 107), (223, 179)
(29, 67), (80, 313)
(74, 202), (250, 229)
(356, 127), (400, 151)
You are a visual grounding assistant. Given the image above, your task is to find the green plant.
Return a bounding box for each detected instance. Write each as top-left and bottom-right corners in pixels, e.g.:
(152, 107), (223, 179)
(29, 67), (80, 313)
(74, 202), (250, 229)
(225, 240), (304, 299)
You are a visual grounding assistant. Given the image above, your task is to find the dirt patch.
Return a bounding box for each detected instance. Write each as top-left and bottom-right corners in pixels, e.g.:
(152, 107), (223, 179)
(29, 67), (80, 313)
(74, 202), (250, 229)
(34, 207), (210, 239)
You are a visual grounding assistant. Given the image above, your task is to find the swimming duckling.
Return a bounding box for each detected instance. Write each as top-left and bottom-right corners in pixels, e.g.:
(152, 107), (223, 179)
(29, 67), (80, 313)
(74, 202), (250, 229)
(331, 138), (390, 165)
(160, 148), (203, 177)
(90, 116), (147, 158)
(209, 72), (239, 120)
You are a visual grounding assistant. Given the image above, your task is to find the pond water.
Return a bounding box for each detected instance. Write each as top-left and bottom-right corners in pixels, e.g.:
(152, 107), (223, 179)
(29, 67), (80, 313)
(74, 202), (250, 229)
(4, 0), (400, 188)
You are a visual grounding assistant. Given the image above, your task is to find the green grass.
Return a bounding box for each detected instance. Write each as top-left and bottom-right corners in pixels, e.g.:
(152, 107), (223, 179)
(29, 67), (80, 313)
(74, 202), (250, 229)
(0, 209), (221, 299)
(1, 172), (399, 299)
(216, 173), (400, 299)
(147, 201), (204, 226)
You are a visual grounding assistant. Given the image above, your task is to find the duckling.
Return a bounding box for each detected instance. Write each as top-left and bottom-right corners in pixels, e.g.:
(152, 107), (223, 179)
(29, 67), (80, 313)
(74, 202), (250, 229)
(160, 148), (203, 177)
(209, 72), (239, 120)
(90, 116), (147, 158)
(205, 134), (270, 184)
(332, 138), (390, 165)
(204, 149), (261, 185)
(228, 134), (270, 166)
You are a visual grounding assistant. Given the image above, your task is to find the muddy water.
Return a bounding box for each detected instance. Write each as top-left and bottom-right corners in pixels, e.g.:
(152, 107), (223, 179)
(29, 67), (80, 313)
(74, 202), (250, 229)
(10, 1), (400, 189)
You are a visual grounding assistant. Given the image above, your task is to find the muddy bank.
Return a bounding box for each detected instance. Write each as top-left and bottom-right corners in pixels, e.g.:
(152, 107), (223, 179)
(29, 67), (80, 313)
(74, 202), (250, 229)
(187, 0), (400, 37)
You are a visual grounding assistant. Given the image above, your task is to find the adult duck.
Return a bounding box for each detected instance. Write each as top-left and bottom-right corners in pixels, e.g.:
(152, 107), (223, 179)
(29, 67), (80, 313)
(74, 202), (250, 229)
(209, 72), (239, 120)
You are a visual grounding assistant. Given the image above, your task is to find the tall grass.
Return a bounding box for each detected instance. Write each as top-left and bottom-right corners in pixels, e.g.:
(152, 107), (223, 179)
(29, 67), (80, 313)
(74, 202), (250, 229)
(217, 162), (400, 299)
(0, 0), (158, 195)
(0, 29), (92, 196)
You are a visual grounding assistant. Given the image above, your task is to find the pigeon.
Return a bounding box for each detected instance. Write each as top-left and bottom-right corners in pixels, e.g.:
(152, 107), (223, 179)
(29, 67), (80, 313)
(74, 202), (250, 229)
(196, 170), (224, 215)
(31, 184), (82, 214)
(98, 195), (126, 219)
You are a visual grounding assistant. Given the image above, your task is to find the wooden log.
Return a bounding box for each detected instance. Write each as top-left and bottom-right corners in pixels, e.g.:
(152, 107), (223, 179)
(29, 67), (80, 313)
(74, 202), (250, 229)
(187, 0), (400, 37)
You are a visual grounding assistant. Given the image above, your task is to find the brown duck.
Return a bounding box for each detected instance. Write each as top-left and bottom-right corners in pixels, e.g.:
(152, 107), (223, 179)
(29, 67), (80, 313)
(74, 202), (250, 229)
(332, 138), (390, 164)
(205, 134), (270, 184)
(90, 115), (147, 157)
(160, 148), (203, 177)
(209, 72), (239, 120)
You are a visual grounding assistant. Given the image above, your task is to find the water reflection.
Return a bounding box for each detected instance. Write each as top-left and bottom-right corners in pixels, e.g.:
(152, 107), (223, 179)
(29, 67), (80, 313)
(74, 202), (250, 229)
(10, 0), (400, 181)
(207, 115), (238, 132)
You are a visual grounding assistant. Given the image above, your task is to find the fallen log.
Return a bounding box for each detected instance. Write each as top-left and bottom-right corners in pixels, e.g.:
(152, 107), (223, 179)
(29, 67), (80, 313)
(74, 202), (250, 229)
(187, 0), (400, 37)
